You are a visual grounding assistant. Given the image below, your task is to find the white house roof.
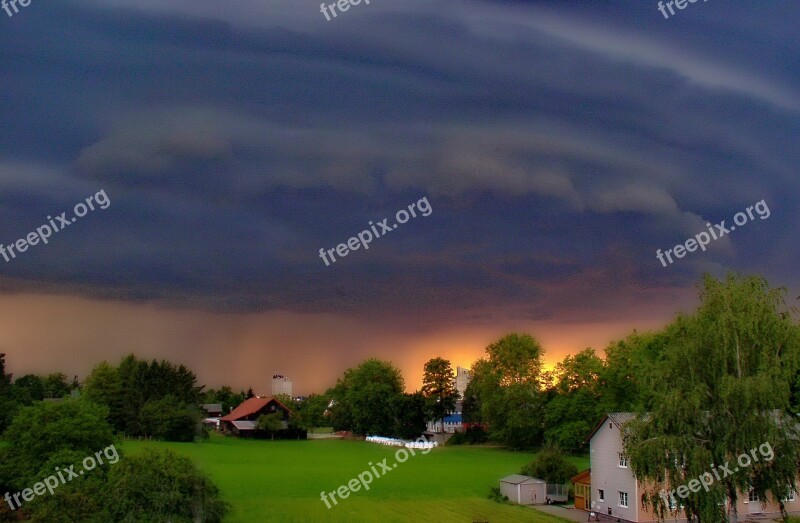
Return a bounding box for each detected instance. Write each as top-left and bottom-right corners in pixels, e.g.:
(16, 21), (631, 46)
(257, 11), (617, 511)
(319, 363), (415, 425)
(585, 412), (642, 442)
(607, 412), (637, 426)
(500, 475), (545, 485)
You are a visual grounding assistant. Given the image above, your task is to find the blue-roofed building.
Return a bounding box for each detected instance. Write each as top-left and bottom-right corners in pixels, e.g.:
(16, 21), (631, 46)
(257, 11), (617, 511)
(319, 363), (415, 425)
(427, 411), (464, 434)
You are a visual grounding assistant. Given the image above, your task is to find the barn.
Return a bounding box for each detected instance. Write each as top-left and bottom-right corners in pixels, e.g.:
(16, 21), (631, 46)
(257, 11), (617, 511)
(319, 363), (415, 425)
(220, 397), (291, 437)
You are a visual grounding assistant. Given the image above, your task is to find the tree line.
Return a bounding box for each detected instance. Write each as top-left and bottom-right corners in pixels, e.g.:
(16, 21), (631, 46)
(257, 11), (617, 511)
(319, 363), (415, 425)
(1, 273), (798, 521)
(2, 274), (798, 455)
(323, 275), (800, 459)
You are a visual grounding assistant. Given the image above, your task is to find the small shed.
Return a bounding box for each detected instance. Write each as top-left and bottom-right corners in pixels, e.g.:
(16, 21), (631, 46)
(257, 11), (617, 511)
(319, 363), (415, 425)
(571, 469), (591, 511)
(499, 475), (546, 505)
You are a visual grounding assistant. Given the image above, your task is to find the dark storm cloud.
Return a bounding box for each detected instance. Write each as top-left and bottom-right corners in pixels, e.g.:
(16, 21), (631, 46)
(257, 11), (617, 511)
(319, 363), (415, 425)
(0, 0), (798, 322)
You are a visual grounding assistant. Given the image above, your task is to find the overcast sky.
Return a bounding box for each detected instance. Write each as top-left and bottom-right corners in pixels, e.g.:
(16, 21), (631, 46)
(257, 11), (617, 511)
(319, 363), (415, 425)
(0, 0), (797, 394)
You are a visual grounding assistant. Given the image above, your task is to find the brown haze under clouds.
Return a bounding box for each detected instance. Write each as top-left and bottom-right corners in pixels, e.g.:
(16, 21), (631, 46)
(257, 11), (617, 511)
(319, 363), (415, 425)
(0, 291), (694, 395)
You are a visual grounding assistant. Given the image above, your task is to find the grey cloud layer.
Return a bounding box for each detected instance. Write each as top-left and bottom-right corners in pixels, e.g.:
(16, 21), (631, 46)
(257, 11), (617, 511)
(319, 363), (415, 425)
(0, 0), (797, 320)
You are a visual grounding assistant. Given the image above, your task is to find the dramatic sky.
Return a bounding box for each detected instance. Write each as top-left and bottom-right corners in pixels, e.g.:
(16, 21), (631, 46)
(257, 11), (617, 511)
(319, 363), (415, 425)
(0, 0), (797, 395)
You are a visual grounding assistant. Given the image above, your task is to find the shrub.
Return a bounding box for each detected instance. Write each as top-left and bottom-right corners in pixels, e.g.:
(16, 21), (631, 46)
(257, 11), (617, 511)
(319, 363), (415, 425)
(487, 486), (509, 504)
(520, 444), (577, 484)
(446, 432), (466, 445)
(103, 448), (229, 522)
(447, 426), (489, 445)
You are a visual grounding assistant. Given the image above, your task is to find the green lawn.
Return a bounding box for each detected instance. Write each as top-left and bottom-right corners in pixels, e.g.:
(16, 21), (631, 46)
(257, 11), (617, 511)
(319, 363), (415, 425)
(123, 435), (576, 523)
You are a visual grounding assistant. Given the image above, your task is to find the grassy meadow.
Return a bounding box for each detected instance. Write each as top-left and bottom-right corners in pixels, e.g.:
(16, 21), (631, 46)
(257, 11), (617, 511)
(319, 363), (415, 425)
(124, 435), (585, 523)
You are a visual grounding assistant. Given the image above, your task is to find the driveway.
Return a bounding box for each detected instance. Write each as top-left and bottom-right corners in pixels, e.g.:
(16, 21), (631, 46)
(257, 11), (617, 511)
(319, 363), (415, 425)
(529, 504), (593, 523)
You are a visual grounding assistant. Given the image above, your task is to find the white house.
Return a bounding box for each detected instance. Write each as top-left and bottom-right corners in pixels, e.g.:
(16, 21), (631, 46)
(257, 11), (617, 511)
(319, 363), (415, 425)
(587, 413), (800, 522)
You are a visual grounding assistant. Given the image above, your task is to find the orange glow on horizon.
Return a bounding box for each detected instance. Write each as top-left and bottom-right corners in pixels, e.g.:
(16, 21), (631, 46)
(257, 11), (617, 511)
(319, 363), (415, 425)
(0, 293), (675, 396)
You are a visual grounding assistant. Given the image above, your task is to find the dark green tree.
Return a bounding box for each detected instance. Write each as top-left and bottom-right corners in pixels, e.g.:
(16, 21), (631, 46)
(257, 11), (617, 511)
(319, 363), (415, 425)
(257, 412), (285, 440)
(109, 355), (203, 439)
(272, 393), (294, 406)
(462, 359), (492, 424)
(391, 392), (427, 440)
(599, 330), (669, 413)
(624, 274), (800, 523)
(544, 348), (604, 452)
(11, 374), (44, 405)
(0, 353), (15, 434)
(296, 393), (330, 430)
(0, 398), (114, 489)
(139, 395), (200, 442)
(328, 359), (404, 435)
(203, 385), (246, 414)
(421, 357), (458, 433)
(83, 361), (125, 430)
(42, 373), (71, 399)
(469, 333), (548, 449)
(486, 333), (545, 387)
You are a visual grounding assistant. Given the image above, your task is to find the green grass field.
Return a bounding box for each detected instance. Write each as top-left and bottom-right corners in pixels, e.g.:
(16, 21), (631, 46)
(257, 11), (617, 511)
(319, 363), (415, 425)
(123, 435), (586, 523)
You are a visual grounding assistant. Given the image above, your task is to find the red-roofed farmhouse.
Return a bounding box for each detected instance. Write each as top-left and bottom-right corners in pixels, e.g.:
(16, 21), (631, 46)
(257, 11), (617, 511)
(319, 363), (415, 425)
(220, 397), (292, 437)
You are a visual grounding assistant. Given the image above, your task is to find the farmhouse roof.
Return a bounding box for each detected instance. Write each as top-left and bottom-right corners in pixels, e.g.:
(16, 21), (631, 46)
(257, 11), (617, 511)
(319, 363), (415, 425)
(231, 420), (258, 431)
(220, 397), (291, 422)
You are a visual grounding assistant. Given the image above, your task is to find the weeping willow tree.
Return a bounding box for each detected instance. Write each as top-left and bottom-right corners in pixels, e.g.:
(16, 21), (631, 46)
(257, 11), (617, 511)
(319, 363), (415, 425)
(623, 274), (800, 523)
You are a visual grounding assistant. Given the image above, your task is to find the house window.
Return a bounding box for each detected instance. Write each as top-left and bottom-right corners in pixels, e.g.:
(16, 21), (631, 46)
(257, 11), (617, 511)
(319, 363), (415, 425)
(667, 495), (684, 511)
(618, 453), (628, 468)
(668, 451), (687, 469)
(746, 490), (759, 504)
(619, 491), (629, 508)
(598, 489), (605, 502)
(782, 489), (796, 502)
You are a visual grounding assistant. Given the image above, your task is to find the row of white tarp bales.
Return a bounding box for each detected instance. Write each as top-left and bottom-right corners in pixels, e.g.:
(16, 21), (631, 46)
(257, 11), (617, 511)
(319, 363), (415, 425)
(365, 435), (438, 450)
